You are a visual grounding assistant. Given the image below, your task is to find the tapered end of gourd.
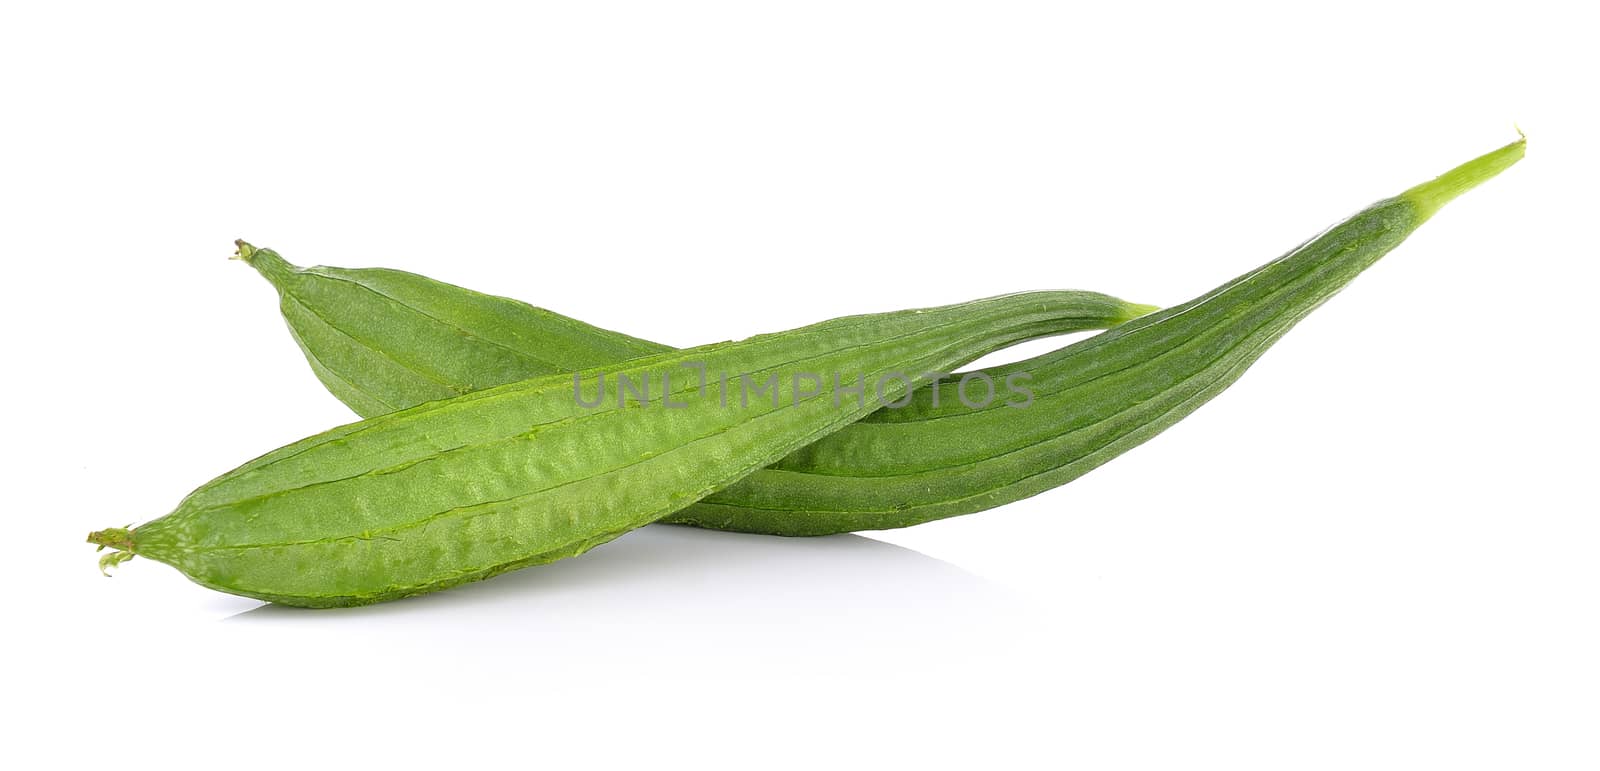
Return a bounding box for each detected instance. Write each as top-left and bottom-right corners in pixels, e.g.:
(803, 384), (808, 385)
(1401, 132), (1526, 223)
(1118, 302), (1162, 323)
(87, 527), (137, 576)
(232, 239), (298, 283)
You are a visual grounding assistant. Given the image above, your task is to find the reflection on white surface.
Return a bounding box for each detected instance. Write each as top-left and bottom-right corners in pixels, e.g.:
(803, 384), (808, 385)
(223, 524), (1031, 679)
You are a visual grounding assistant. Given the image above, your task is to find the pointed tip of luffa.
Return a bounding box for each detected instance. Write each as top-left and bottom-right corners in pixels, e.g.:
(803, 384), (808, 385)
(1401, 133), (1526, 223)
(88, 527), (137, 576)
(1121, 302), (1162, 322)
(231, 240), (296, 281)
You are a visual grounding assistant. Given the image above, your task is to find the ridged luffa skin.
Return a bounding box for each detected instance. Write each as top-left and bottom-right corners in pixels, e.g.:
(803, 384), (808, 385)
(686, 138), (1525, 533)
(232, 139), (1525, 536)
(238, 250), (675, 417)
(88, 289), (1146, 606)
(233, 244), (1150, 535)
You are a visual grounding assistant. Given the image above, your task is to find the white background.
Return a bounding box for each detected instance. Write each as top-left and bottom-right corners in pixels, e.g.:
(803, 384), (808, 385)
(3, 1), (1595, 768)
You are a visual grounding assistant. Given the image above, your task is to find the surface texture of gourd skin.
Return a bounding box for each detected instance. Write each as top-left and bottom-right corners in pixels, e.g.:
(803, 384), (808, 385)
(244, 249), (672, 416)
(122, 289), (1134, 606)
(674, 136), (1526, 533)
(243, 245), (1140, 417)
(676, 205), (1410, 533)
(236, 143), (1520, 536)
(242, 247), (1149, 533)
(220, 139), (1520, 543)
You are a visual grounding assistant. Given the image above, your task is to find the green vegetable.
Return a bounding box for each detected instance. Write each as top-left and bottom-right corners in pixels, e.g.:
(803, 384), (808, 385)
(234, 242), (1149, 534)
(689, 137), (1525, 533)
(88, 289), (1143, 607)
(237, 138), (1526, 536)
(236, 248), (673, 417)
